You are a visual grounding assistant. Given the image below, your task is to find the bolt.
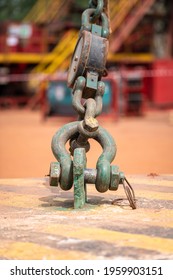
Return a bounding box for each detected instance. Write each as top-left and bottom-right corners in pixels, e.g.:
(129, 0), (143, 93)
(69, 138), (90, 156)
(83, 165), (121, 190)
(74, 56), (78, 61)
(49, 162), (60, 186)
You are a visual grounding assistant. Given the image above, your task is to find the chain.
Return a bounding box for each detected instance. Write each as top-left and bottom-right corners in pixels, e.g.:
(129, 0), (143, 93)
(68, 0), (136, 208)
(49, 0), (136, 210)
(68, 0), (110, 155)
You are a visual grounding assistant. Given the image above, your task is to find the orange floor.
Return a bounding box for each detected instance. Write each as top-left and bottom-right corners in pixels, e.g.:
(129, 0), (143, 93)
(0, 108), (173, 178)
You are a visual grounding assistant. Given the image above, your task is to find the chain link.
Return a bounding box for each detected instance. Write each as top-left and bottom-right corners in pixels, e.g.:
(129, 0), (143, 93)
(49, 1), (136, 210)
(68, 0), (136, 208)
(69, 1), (110, 149)
(89, 0), (104, 21)
(88, 0), (110, 24)
(81, 8), (110, 38)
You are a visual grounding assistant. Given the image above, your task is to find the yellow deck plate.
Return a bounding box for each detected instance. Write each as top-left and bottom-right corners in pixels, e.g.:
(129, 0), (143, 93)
(0, 175), (173, 260)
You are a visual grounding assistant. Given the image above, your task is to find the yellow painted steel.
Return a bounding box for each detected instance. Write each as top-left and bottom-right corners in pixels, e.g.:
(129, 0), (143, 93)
(0, 183), (172, 211)
(44, 32), (78, 74)
(109, 0), (156, 53)
(0, 52), (154, 66)
(0, 241), (95, 260)
(0, 0), (155, 67)
(32, 0), (137, 74)
(0, 52), (154, 64)
(0, 176), (173, 260)
(26, 30), (78, 89)
(45, 224), (173, 254)
(130, 176), (173, 187)
(24, 0), (137, 29)
(23, 0), (69, 24)
(109, 0), (139, 33)
(108, 52), (154, 62)
(0, 53), (45, 64)
(0, 192), (43, 208)
(32, 30), (78, 74)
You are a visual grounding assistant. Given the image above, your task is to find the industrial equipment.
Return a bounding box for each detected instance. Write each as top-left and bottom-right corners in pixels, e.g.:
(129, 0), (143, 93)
(49, 0), (136, 210)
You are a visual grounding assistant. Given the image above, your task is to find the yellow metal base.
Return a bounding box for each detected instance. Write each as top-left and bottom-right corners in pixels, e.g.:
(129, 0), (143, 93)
(0, 175), (173, 260)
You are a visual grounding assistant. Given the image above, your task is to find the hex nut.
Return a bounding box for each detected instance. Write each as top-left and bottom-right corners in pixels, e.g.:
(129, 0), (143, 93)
(49, 162), (60, 187)
(84, 117), (99, 132)
(109, 165), (120, 191)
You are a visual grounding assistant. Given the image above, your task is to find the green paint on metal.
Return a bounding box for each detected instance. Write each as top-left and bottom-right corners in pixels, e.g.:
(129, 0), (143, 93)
(73, 148), (87, 209)
(89, 0), (104, 20)
(86, 71), (98, 90)
(54, 204), (97, 212)
(91, 24), (102, 36)
(49, 1), (136, 209)
(51, 121), (79, 191)
(95, 126), (116, 193)
(109, 165), (120, 191)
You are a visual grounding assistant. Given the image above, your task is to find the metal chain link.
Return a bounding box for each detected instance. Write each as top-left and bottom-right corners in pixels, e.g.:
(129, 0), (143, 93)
(49, 0), (136, 210)
(69, 0), (110, 154)
(89, 0), (104, 21)
(68, 0), (136, 208)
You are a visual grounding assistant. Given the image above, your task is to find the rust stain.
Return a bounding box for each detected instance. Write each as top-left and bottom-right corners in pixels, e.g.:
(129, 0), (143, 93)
(147, 173), (159, 177)
(0, 192), (42, 208)
(0, 177), (173, 259)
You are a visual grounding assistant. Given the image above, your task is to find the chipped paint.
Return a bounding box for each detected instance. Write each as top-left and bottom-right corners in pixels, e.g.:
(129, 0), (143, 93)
(0, 176), (173, 260)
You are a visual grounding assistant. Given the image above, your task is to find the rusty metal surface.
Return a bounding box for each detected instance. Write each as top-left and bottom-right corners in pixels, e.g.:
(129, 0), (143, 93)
(0, 175), (173, 260)
(54, 1), (135, 211)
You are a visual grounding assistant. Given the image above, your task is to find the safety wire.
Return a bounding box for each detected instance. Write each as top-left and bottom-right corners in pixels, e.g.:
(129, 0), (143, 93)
(122, 178), (136, 209)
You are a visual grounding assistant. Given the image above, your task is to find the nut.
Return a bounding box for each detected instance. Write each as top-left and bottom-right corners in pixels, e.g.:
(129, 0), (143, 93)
(84, 117), (99, 132)
(109, 165), (120, 191)
(49, 162), (60, 186)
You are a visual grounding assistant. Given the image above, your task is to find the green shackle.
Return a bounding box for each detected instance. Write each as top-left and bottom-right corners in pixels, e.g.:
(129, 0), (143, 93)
(95, 127), (116, 192)
(51, 122), (78, 190)
(51, 121), (116, 192)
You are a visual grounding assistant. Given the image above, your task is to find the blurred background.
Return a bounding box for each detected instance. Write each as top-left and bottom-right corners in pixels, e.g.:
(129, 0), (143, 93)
(0, 0), (173, 178)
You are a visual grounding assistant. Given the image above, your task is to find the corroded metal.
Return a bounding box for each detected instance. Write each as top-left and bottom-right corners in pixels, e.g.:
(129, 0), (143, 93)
(89, 0), (104, 21)
(49, 0), (136, 209)
(49, 162), (60, 187)
(67, 30), (108, 94)
(51, 122), (78, 190)
(51, 121), (116, 192)
(109, 165), (120, 191)
(122, 177), (137, 210)
(1, 176), (173, 259)
(81, 8), (110, 38)
(50, 118), (136, 207)
(73, 148), (87, 209)
(72, 78), (105, 119)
